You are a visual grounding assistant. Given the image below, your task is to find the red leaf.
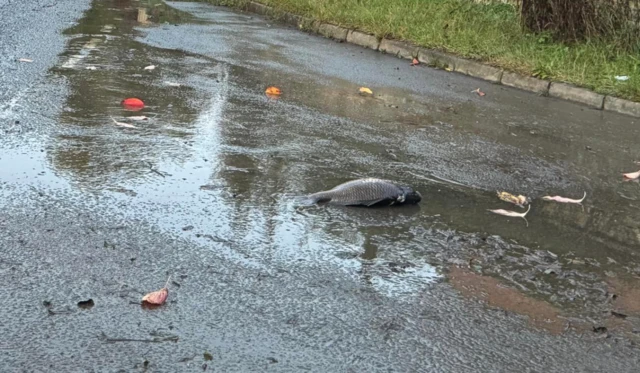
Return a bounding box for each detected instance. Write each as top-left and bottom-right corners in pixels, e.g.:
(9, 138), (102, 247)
(410, 58), (419, 66)
(121, 98), (145, 109)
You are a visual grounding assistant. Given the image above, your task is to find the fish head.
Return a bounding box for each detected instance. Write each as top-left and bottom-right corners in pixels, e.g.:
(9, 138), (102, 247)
(399, 186), (422, 205)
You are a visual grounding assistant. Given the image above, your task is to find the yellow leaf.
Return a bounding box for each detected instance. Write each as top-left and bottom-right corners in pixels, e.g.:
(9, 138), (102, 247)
(359, 87), (373, 95)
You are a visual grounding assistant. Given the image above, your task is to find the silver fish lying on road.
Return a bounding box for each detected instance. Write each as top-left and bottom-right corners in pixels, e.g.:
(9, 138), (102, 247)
(302, 178), (422, 207)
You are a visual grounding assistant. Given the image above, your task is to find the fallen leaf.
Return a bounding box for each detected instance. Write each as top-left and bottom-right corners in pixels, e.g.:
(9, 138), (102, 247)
(623, 170), (640, 180)
(127, 116), (149, 121)
(444, 66), (453, 72)
(110, 116), (137, 129)
(541, 191), (587, 204)
(77, 299), (95, 309)
(18, 58), (33, 63)
(497, 191), (529, 208)
(358, 87), (373, 95)
(143, 65), (156, 70)
(488, 205), (531, 227)
(265, 86), (281, 96)
(121, 97), (145, 109)
(410, 58), (419, 66)
(473, 88), (486, 97)
(142, 276), (171, 305)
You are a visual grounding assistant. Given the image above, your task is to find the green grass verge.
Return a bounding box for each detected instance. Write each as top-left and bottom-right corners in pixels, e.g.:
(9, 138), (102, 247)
(203, 0), (640, 102)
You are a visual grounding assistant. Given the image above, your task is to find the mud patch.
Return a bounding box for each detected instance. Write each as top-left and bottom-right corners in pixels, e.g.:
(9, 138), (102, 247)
(448, 266), (566, 335)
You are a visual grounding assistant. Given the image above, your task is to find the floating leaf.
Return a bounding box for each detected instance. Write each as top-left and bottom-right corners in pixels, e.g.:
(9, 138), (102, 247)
(110, 116), (137, 129)
(142, 276), (171, 305)
(488, 205), (531, 227)
(18, 58), (33, 63)
(410, 58), (419, 66)
(143, 65), (156, 70)
(473, 88), (486, 97)
(121, 97), (145, 109)
(358, 87), (373, 95)
(542, 192), (586, 204)
(265, 86), (282, 96)
(623, 170), (640, 180)
(497, 191), (529, 208)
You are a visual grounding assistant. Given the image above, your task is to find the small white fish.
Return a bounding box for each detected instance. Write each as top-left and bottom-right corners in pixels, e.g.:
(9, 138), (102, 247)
(127, 116), (149, 121)
(623, 170), (640, 180)
(488, 205), (531, 227)
(18, 58), (33, 63)
(541, 192), (586, 204)
(143, 65), (156, 71)
(110, 116), (137, 129)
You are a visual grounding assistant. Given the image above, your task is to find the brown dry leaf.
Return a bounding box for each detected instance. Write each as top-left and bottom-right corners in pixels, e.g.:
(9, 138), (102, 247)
(541, 191), (586, 204)
(142, 276), (171, 305)
(265, 86), (282, 96)
(473, 88), (486, 97)
(110, 116), (137, 129)
(18, 58), (33, 63)
(358, 87), (373, 95)
(623, 170), (640, 180)
(497, 191), (529, 208)
(410, 58), (419, 66)
(488, 205), (531, 227)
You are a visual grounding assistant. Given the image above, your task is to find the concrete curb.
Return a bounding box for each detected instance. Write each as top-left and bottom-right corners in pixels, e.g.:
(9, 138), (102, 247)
(232, 1), (639, 118)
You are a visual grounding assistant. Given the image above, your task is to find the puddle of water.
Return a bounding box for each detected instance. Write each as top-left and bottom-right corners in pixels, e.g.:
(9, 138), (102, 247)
(4, 0), (640, 335)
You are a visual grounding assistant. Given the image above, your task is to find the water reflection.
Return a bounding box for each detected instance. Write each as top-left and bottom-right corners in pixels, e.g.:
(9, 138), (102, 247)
(42, 0), (640, 316)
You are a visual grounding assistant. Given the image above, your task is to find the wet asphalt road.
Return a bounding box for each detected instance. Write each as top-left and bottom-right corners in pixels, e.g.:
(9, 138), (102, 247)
(3, 0), (640, 372)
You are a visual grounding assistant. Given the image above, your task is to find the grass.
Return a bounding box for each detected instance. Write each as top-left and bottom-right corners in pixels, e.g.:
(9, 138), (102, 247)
(200, 0), (640, 102)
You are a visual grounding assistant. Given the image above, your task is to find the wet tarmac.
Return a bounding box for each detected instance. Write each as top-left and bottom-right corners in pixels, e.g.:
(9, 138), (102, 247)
(2, 0), (640, 371)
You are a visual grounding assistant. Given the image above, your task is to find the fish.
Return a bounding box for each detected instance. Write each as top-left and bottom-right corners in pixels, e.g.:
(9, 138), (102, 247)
(302, 178), (422, 207)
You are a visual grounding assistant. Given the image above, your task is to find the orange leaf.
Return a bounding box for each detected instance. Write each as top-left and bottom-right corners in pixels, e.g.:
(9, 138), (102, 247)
(410, 58), (419, 66)
(265, 86), (281, 96)
(142, 276), (171, 305)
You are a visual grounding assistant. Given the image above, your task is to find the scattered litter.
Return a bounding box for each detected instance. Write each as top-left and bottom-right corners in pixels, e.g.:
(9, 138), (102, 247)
(473, 88), (486, 97)
(265, 86), (281, 96)
(541, 191), (586, 205)
(164, 81), (181, 87)
(623, 170), (640, 180)
(77, 299), (95, 309)
(142, 276), (171, 305)
(488, 205), (531, 227)
(358, 87), (373, 96)
(17, 58), (33, 63)
(110, 116), (137, 128)
(127, 116), (149, 121)
(144, 65), (156, 71)
(410, 58), (419, 66)
(615, 76), (630, 81)
(497, 191), (529, 208)
(86, 66), (97, 70)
